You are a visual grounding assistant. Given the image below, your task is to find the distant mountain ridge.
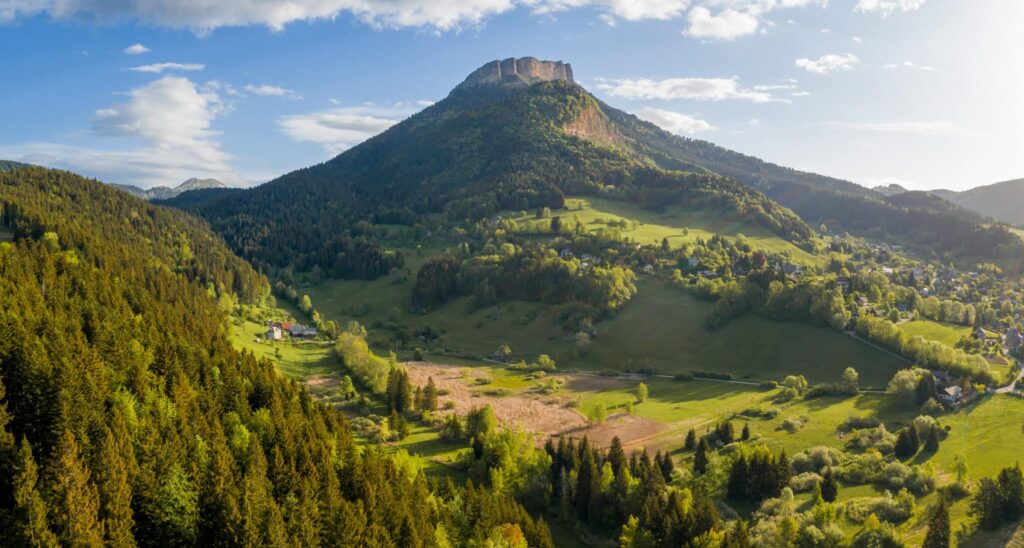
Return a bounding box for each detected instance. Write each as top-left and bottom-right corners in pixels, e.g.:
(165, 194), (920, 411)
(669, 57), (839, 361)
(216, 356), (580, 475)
(931, 179), (1024, 227)
(112, 177), (226, 200)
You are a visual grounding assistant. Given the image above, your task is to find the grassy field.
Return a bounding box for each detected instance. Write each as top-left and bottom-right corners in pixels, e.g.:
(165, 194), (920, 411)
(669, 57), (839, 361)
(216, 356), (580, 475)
(899, 319), (972, 347)
(557, 197), (824, 266)
(565, 281), (909, 387)
(230, 316), (337, 380)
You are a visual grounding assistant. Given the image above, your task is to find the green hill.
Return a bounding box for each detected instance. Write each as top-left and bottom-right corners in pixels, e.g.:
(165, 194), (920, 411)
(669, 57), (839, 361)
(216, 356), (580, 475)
(0, 166), (549, 546)
(933, 178), (1024, 227)
(177, 58), (812, 279)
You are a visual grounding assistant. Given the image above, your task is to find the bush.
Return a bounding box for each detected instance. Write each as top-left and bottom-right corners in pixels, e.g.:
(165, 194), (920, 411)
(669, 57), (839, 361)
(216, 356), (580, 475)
(781, 416), (809, 433)
(920, 397), (944, 417)
(845, 489), (916, 524)
(791, 446), (845, 474)
(759, 381), (778, 390)
(839, 416), (882, 432)
(674, 373), (695, 382)
(789, 472), (823, 493)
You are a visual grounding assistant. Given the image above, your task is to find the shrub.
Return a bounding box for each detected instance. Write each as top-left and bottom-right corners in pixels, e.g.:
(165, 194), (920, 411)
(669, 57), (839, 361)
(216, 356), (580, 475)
(839, 415), (882, 432)
(692, 370), (732, 381)
(674, 373), (694, 382)
(789, 472), (823, 493)
(759, 381), (778, 390)
(781, 416), (809, 433)
(921, 398), (944, 417)
(845, 489), (916, 524)
(791, 446), (845, 474)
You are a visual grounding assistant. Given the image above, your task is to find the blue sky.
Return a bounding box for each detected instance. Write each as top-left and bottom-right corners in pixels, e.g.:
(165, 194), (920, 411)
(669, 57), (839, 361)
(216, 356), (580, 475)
(1, 0), (1021, 191)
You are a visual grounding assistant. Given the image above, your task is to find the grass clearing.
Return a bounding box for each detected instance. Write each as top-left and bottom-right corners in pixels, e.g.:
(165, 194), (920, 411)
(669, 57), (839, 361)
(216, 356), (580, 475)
(557, 196), (824, 266)
(899, 319), (972, 347)
(230, 317), (337, 380)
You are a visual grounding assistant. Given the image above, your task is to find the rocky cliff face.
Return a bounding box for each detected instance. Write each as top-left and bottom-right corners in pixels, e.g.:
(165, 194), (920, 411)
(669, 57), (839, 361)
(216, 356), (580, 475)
(459, 57), (574, 88)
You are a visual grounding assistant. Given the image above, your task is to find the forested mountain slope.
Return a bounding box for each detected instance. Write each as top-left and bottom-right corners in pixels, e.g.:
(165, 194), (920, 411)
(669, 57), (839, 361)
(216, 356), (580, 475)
(0, 166), (550, 546)
(605, 109), (1024, 264)
(179, 58), (812, 279)
(933, 178), (1024, 227)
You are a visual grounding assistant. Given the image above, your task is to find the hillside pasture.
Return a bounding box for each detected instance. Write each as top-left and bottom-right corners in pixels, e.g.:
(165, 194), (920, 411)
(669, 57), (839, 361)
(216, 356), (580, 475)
(899, 319), (972, 347)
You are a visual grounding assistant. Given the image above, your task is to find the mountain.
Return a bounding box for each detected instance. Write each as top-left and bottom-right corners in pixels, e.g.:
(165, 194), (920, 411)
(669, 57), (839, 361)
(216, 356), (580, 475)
(932, 178), (1024, 227)
(171, 57), (1022, 276)
(175, 57), (813, 277)
(872, 183), (909, 196)
(110, 177), (227, 201)
(0, 165), (548, 546)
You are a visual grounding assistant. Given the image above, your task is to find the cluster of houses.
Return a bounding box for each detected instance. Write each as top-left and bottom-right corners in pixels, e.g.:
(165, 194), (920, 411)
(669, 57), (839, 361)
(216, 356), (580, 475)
(264, 320), (318, 341)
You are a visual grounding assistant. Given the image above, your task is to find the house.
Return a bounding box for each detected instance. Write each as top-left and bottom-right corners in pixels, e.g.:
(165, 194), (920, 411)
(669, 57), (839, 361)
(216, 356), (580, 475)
(937, 385), (963, 406)
(559, 248), (574, 259)
(687, 256), (700, 268)
(974, 327), (988, 341)
(698, 270), (720, 279)
(642, 264), (655, 273)
(782, 263), (803, 276)
(931, 370), (952, 386)
(290, 324), (318, 339)
(857, 296), (870, 307)
(1005, 327), (1023, 349)
(265, 326), (283, 341)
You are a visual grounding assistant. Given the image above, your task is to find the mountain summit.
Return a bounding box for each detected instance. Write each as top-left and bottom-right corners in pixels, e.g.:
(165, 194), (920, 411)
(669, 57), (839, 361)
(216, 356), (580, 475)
(458, 57), (573, 89)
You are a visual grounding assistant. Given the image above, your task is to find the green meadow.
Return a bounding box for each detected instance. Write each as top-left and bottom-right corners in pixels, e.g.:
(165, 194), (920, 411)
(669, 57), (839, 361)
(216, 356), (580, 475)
(898, 319), (973, 348)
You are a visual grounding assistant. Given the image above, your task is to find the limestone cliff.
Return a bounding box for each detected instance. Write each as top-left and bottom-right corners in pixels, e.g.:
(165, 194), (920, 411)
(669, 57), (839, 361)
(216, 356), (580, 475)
(458, 57), (574, 89)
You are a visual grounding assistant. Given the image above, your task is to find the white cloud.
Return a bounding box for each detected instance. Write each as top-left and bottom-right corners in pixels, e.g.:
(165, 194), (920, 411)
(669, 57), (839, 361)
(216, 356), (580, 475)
(832, 120), (966, 136)
(1, 76), (239, 188)
(684, 6), (759, 40)
(279, 103), (422, 154)
(130, 62), (204, 73)
(791, 90), (811, 97)
(795, 53), (860, 74)
(123, 43), (150, 55)
(634, 107), (715, 135)
(595, 76), (783, 102)
(244, 84), (302, 99)
(854, 0), (926, 17)
(852, 35), (862, 43)
(1, 0), (828, 34)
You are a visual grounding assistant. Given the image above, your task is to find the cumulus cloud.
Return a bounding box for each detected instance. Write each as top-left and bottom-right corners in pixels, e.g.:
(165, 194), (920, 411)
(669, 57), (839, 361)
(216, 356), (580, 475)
(244, 84), (302, 99)
(130, 62), (204, 73)
(684, 6), (759, 40)
(0, 76), (239, 188)
(595, 76), (783, 103)
(795, 53), (859, 74)
(634, 107), (715, 135)
(0, 0), (827, 34)
(123, 43), (150, 54)
(854, 0), (926, 17)
(279, 103), (424, 154)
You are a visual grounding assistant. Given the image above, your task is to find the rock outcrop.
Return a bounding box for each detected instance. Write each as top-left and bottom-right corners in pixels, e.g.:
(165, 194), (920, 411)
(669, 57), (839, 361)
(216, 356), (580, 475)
(459, 57), (574, 88)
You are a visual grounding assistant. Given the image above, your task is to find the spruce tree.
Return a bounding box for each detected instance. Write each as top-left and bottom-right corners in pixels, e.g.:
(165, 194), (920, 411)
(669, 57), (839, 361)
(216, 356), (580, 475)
(922, 499), (950, 548)
(997, 464), (1024, 521)
(820, 469), (838, 503)
(693, 438), (709, 475)
(10, 438), (58, 546)
(925, 425), (940, 452)
(741, 423), (750, 441)
(52, 430), (104, 546)
(684, 429), (697, 451)
(96, 428), (134, 547)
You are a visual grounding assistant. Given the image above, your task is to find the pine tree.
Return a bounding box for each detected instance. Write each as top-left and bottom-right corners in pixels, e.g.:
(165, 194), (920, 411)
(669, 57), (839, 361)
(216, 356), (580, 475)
(973, 478), (1004, 530)
(10, 438), (58, 546)
(895, 424), (920, 458)
(922, 499), (950, 548)
(727, 454), (748, 500)
(820, 469), (838, 503)
(96, 428), (135, 547)
(424, 377), (439, 412)
(925, 425), (940, 452)
(607, 436), (626, 477)
(52, 430), (104, 546)
(741, 423), (750, 441)
(997, 464), (1024, 521)
(693, 438), (709, 475)
(684, 429), (697, 451)
(724, 520), (750, 548)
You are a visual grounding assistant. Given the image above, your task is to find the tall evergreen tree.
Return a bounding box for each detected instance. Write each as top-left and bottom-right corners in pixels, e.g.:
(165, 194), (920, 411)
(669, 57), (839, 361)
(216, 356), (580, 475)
(51, 430), (104, 546)
(693, 439), (709, 475)
(922, 499), (950, 548)
(684, 429), (697, 451)
(9, 438), (58, 546)
(997, 464), (1024, 521)
(820, 469), (838, 503)
(96, 428), (135, 547)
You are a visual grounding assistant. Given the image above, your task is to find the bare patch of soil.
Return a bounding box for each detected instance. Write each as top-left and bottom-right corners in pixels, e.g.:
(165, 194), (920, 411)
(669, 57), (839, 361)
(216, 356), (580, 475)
(560, 412), (667, 449)
(405, 362), (589, 437)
